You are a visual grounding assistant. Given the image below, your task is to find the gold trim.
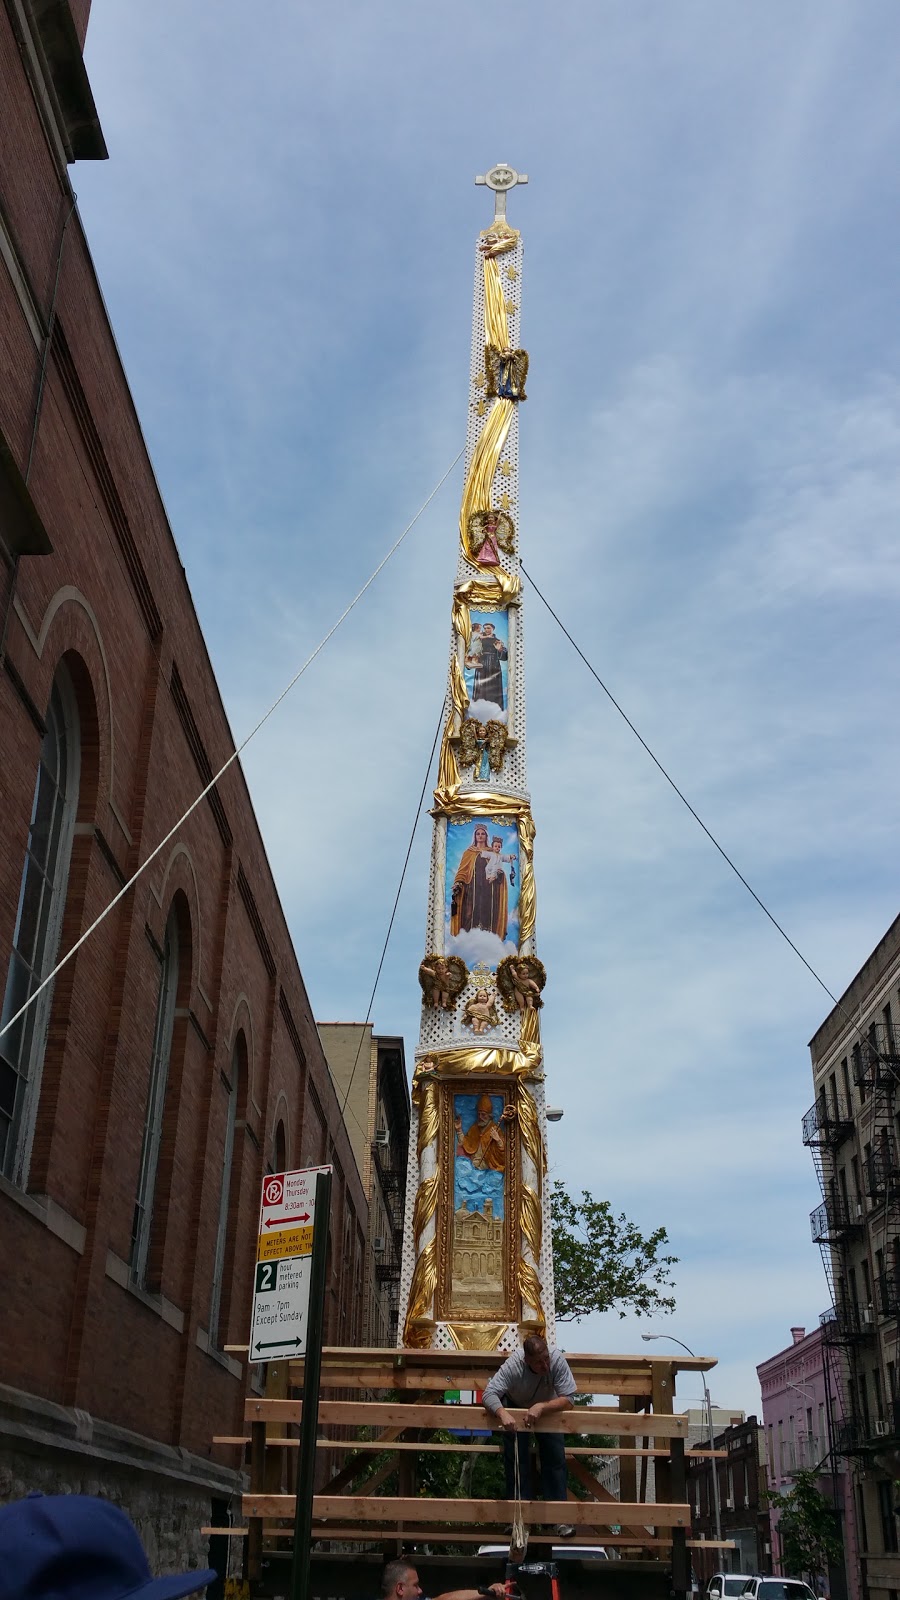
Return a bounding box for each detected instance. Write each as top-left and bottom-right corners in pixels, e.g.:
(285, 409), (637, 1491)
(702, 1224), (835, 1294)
(446, 1323), (508, 1351)
(412, 1039), (542, 1092)
(431, 792), (530, 821)
(517, 810), (536, 944)
(404, 1317), (436, 1350)
(518, 1258), (545, 1330)
(404, 1238), (438, 1337)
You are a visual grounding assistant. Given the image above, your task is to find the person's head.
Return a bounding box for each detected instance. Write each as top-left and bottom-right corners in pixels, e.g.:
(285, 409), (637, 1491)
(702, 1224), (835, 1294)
(381, 1560), (422, 1600)
(473, 824), (488, 847)
(485, 512), (498, 531)
(0, 1493), (216, 1600)
(482, 622), (495, 638)
(523, 1334), (551, 1375)
(491, 836), (503, 852)
(471, 622), (482, 635)
(476, 1091), (494, 1125)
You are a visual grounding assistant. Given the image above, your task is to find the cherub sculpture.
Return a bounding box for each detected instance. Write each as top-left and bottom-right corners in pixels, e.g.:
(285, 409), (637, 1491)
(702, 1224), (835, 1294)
(458, 717), (487, 772)
(496, 954), (547, 1013)
(483, 719), (508, 774)
(461, 987), (500, 1035)
(418, 954), (468, 1011)
(485, 346), (529, 401)
(467, 508), (515, 566)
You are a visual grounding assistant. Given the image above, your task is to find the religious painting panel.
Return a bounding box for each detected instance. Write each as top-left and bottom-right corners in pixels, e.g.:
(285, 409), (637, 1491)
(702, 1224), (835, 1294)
(444, 816), (520, 972)
(464, 608), (510, 725)
(437, 1080), (518, 1322)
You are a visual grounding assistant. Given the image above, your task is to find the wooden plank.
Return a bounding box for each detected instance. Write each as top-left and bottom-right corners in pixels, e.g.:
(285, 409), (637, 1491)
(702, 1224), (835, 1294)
(243, 1495), (689, 1527)
(216, 1436), (686, 1457)
(259, 1529), (680, 1547)
(244, 1400), (688, 1436)
(275, 1345), (717, 1372)
(566, 1458), (648, 1542)
(275, 1365), (667, 1395)
(214, 1527), (731, 1549)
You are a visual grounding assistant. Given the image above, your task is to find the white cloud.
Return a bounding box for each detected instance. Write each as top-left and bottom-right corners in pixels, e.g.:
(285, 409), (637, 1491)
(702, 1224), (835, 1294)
(447, 929), (519, 969)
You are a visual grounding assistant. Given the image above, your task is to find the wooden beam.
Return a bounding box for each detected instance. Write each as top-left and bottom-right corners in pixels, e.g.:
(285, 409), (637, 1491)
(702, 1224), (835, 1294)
(244, 1400), (687, 1437)
(243, 1495), (689, 1527)
(215, 1436), (690, 1457)
(205, 1528), (734, 1550)
(236, 1343), (717, 1373)
(566, 1457), (648, 1542)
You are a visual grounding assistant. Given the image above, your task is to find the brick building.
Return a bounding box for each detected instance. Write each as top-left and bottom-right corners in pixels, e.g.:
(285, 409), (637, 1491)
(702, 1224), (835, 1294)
(318, 1024), (410, 1347)
(687, 1417), (770, 1582)
(804, 913), (900, 1600)
(758, 1324), (858, 1600)
(0, 0), (367, 1576)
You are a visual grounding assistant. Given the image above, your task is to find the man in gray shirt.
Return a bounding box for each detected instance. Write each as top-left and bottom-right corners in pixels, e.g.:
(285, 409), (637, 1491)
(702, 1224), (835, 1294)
(482, 1334), (576, 1536)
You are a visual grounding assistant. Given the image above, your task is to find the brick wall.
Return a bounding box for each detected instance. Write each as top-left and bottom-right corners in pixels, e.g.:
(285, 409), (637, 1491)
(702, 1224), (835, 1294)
(0, 0), (367, 1501)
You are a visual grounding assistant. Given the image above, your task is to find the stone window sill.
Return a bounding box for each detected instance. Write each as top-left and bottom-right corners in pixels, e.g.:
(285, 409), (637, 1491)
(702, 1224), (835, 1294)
(0, 1172), (86, 1253)
(104, 1250), (185, 1333)
(196, 1327), (243, 1380)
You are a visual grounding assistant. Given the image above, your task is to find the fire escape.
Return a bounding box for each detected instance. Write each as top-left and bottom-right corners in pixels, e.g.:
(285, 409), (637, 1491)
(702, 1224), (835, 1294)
(371, 1132), (405, 1343)
(805, 1025), (900, 1457)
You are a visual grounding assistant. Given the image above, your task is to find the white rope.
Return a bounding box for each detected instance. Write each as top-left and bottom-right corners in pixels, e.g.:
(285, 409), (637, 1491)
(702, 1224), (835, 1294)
(0, 450), (464, 1043)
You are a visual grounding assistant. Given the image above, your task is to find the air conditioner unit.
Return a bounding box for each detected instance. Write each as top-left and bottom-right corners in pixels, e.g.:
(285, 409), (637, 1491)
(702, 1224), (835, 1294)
(861, 1306), (874, 1325)
(855, 1201), (865, 1219)
(373, 1235), (386, 1253)
(725, 1497), (734, 1511)
(374, 1129), (390, 1147)
(874, 1420), (889, 1436)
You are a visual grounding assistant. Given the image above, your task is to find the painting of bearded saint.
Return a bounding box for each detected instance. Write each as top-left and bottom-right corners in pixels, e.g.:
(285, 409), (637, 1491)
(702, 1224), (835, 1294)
(450, 1091), (508, 1313)
(464, 609), (509, 723)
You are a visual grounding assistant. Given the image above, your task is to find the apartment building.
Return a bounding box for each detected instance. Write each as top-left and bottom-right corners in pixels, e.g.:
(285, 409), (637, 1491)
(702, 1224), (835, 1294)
(805, 913), (900, 1600)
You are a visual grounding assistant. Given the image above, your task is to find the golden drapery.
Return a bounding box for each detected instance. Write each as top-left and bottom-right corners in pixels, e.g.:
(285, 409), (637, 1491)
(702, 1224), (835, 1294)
(403, 1074), (441, 1345)
(517, 810), (536, 945)
(483, 253), (511, 351)
(459, 400), (515, 570)
(447, 1322), (508, 1351)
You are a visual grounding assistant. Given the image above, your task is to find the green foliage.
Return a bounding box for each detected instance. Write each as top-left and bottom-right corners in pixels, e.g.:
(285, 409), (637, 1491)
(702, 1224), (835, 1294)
(766, 1470), (843, 1583)
(550, 1180), (678, 1323)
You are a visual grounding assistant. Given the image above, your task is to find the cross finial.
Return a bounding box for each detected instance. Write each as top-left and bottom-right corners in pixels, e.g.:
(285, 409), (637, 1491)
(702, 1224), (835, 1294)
(475, 162), (529, 224)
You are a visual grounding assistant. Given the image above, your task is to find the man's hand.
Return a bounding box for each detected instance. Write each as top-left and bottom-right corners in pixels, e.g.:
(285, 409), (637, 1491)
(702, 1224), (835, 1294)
(496, 1407), (517, 1433)
(486, 1585), (506, 1597)
(524, 1402), (544, 1429)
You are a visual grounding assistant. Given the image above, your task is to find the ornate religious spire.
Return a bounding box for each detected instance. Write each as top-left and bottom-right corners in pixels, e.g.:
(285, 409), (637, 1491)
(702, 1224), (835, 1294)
(398, 166), (555, 1353)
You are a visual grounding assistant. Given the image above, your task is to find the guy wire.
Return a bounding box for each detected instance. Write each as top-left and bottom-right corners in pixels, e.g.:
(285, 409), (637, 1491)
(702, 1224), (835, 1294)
(0, 450), (464, 1045)
(339, 702), (445, 1121)
(521, 560), (870, 1043)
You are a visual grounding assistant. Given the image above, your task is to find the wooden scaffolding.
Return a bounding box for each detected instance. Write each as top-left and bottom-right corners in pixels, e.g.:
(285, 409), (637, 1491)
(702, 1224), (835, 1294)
(212, 1344), (732, 1590)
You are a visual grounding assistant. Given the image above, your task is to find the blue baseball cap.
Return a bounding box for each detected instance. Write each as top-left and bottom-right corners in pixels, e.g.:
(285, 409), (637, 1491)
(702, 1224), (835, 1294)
(0, 1494), (217, 1600)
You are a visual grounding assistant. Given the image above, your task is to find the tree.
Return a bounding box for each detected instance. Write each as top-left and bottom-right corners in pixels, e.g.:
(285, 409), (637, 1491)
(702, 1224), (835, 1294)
(767, 1470), (843, 1585)
(550, 1180), (677, 1322)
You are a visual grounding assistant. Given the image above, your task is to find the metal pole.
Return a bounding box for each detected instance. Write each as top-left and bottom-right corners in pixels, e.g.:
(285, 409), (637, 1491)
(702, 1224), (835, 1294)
(290, 1168), (332, 1600)
(703, 1374), (723, 1549)
(642, 1333), (723, 1549)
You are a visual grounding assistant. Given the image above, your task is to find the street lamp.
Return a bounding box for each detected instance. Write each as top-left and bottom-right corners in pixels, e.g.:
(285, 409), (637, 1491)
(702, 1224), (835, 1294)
(642, 1332), (723, 1547)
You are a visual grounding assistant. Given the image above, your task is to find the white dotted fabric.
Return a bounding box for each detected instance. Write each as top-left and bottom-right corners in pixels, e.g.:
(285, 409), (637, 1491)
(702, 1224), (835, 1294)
(398, 224), (557, 1350)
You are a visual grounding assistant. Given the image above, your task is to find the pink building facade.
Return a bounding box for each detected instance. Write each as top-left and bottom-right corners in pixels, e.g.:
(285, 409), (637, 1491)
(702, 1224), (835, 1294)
(758, 1326), (860, 1600)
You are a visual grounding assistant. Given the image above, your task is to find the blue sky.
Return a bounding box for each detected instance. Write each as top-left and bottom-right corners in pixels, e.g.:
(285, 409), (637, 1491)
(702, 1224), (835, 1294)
(74, 0), (900, 1414)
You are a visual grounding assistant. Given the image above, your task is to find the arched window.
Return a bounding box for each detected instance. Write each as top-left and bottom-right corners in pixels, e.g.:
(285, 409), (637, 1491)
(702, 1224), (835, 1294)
(130, 907), (180, 1286)
(272, 1118), (287, 1176)
(209, 1033), (243, 1347)
(0, 666), (80, 1185)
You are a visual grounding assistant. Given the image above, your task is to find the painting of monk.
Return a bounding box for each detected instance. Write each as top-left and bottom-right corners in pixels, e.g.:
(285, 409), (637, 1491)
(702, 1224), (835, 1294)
(445, 818), (520, 971)
(464, 609), (509, 722)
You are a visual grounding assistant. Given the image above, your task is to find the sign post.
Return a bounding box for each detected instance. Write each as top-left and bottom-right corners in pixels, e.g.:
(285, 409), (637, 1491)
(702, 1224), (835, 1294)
(249, 1165), (331, 1360)
(289, 1167), (331, 1600)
